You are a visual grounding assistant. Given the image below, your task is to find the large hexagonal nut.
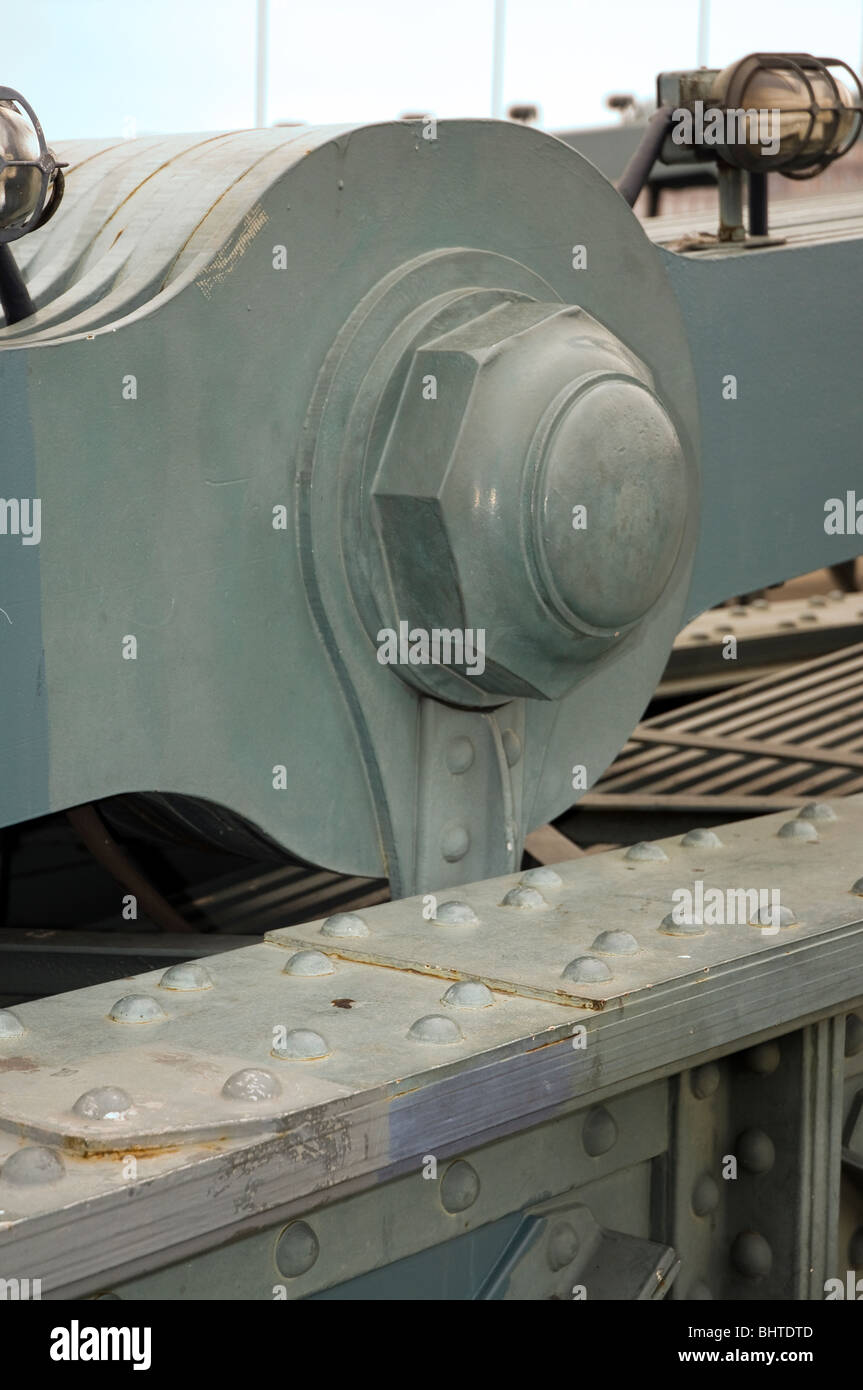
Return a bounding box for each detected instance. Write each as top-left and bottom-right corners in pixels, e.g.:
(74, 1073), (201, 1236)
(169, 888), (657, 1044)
(370, 297), (692, 703)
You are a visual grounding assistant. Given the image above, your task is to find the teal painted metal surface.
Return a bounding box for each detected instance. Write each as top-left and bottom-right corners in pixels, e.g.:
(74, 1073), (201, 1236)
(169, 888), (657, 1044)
(0, 120), (860, 893)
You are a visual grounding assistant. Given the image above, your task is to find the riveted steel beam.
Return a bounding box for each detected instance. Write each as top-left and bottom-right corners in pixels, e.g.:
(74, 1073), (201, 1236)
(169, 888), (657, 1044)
(0, 797), (862, 1296)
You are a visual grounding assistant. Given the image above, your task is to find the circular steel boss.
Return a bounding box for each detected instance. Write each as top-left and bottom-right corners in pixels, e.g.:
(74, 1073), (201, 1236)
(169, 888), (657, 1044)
(294, 120), (698, 844)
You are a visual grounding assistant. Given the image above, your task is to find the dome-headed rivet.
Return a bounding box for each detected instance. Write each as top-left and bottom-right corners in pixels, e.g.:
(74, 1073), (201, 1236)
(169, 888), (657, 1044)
(439, 1159), (480, 1213)
(283, 950), (336, 977)
(681, 828), (723, 848)
(272, 1029), (330, 1060)
(691, 1174), (720, 1216)
(445, 736), (475, 774)
(440, 824), (470, 862)
(73, 1086), (134, 1120)
(108, 994), (166, 1024)
(591, 929), (638, 955)
(777, 820), (818, 842)
(0, 1009), (25, 1038)
(797, 802), (836, 822)
(501, 886), (547, 909)
(441, 980), (494, 1008)
(690, 1063), (720, 1099)
(434, 900), (479, 926)
(625, 841), (668, 863)
(731, 1230), (772, 1279)
(736, 1128), (775, 1174)
(321, 912), (368, 938)
(583, 1105), (617, 1156)
(408, 1014), (463, 1044)
(520, 866), (562, 888)
(275, 1221), (319, 1278)
(562, 955), (613, 983)
(659, 911), (706, 937)
(2, 1146), (65, 1186)
(749, 904), (796, 929)
(222, 1067), (282, 1100)
(159, 963), (213, 991)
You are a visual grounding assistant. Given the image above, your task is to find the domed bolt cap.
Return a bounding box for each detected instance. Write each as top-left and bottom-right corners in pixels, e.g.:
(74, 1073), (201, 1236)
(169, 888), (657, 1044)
(625, 841), (668, 863)
(590, 930), (638, 955)
(501, 886), (547, 909)
(272, 1029), (330, 1061)
(520, 867), (562, 887)
(108, 994), (166, 1024)
(283, 950), (336, 977)
(72, 1086), (134, 1120)
(681, 827), (723, 848)
(321, 912), (368, 938)
(777, 820), (818, 842)
(2, 1146), (65, 1186)
(221, 1068), (282, 1101)
(408, 1014), (463, 1044)
(0, 1009), (25, 1039)
(371, 301), (693, 704)
(159, 963), (213, 991)
(434, 900), (479, 926)
(533, 378), (688, 632)
(441, 981), (494, 1009)
(562, 955), (613, 984)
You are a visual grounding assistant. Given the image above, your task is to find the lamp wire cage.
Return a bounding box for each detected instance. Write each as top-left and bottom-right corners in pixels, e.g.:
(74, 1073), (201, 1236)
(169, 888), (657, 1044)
(0, 85), (67, 244)
(720, 53), (863, 178)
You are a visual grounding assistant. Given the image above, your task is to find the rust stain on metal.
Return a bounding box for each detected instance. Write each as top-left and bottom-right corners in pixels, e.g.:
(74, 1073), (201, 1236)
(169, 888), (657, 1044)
(0, 1056), (38, 1073)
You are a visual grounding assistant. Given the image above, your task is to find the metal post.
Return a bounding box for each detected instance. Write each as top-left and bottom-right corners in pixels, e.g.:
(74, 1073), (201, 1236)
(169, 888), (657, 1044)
(255, 0), (268, 128)
(748, 170), (768, 236)
(717, 161), (745, 241)
(491, 0), (506, 118)
(697, 0), (710, 68)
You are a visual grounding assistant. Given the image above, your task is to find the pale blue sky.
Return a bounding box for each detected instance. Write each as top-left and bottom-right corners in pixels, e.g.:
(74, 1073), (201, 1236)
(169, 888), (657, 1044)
(9, 0), (863, 138)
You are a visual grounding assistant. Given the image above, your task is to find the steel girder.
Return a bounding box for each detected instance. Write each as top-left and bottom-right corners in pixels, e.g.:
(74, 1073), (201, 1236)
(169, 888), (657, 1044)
(0, 797), (862, 1298)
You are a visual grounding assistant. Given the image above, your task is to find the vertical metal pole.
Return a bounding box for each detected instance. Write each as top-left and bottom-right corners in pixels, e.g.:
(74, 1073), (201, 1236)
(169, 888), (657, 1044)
(491, 0), (506, 118)
(697, 0), (710, 67)
(717, 162), (744, 241)
(748, 170), (768, 236)
(255, 0), (269, 128)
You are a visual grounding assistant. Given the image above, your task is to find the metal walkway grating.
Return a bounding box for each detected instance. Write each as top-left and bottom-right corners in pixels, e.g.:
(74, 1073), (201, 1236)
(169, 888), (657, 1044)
(582, 640), (863, 818)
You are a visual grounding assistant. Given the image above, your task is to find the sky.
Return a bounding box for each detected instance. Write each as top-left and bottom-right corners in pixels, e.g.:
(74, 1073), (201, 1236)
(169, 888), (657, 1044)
(7, 0), (863, 139)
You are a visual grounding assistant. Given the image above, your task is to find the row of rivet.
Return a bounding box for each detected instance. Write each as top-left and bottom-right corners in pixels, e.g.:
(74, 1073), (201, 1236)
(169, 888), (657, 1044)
(0, 1099), (619, 1212)
(686, 1046), (779, 1296)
